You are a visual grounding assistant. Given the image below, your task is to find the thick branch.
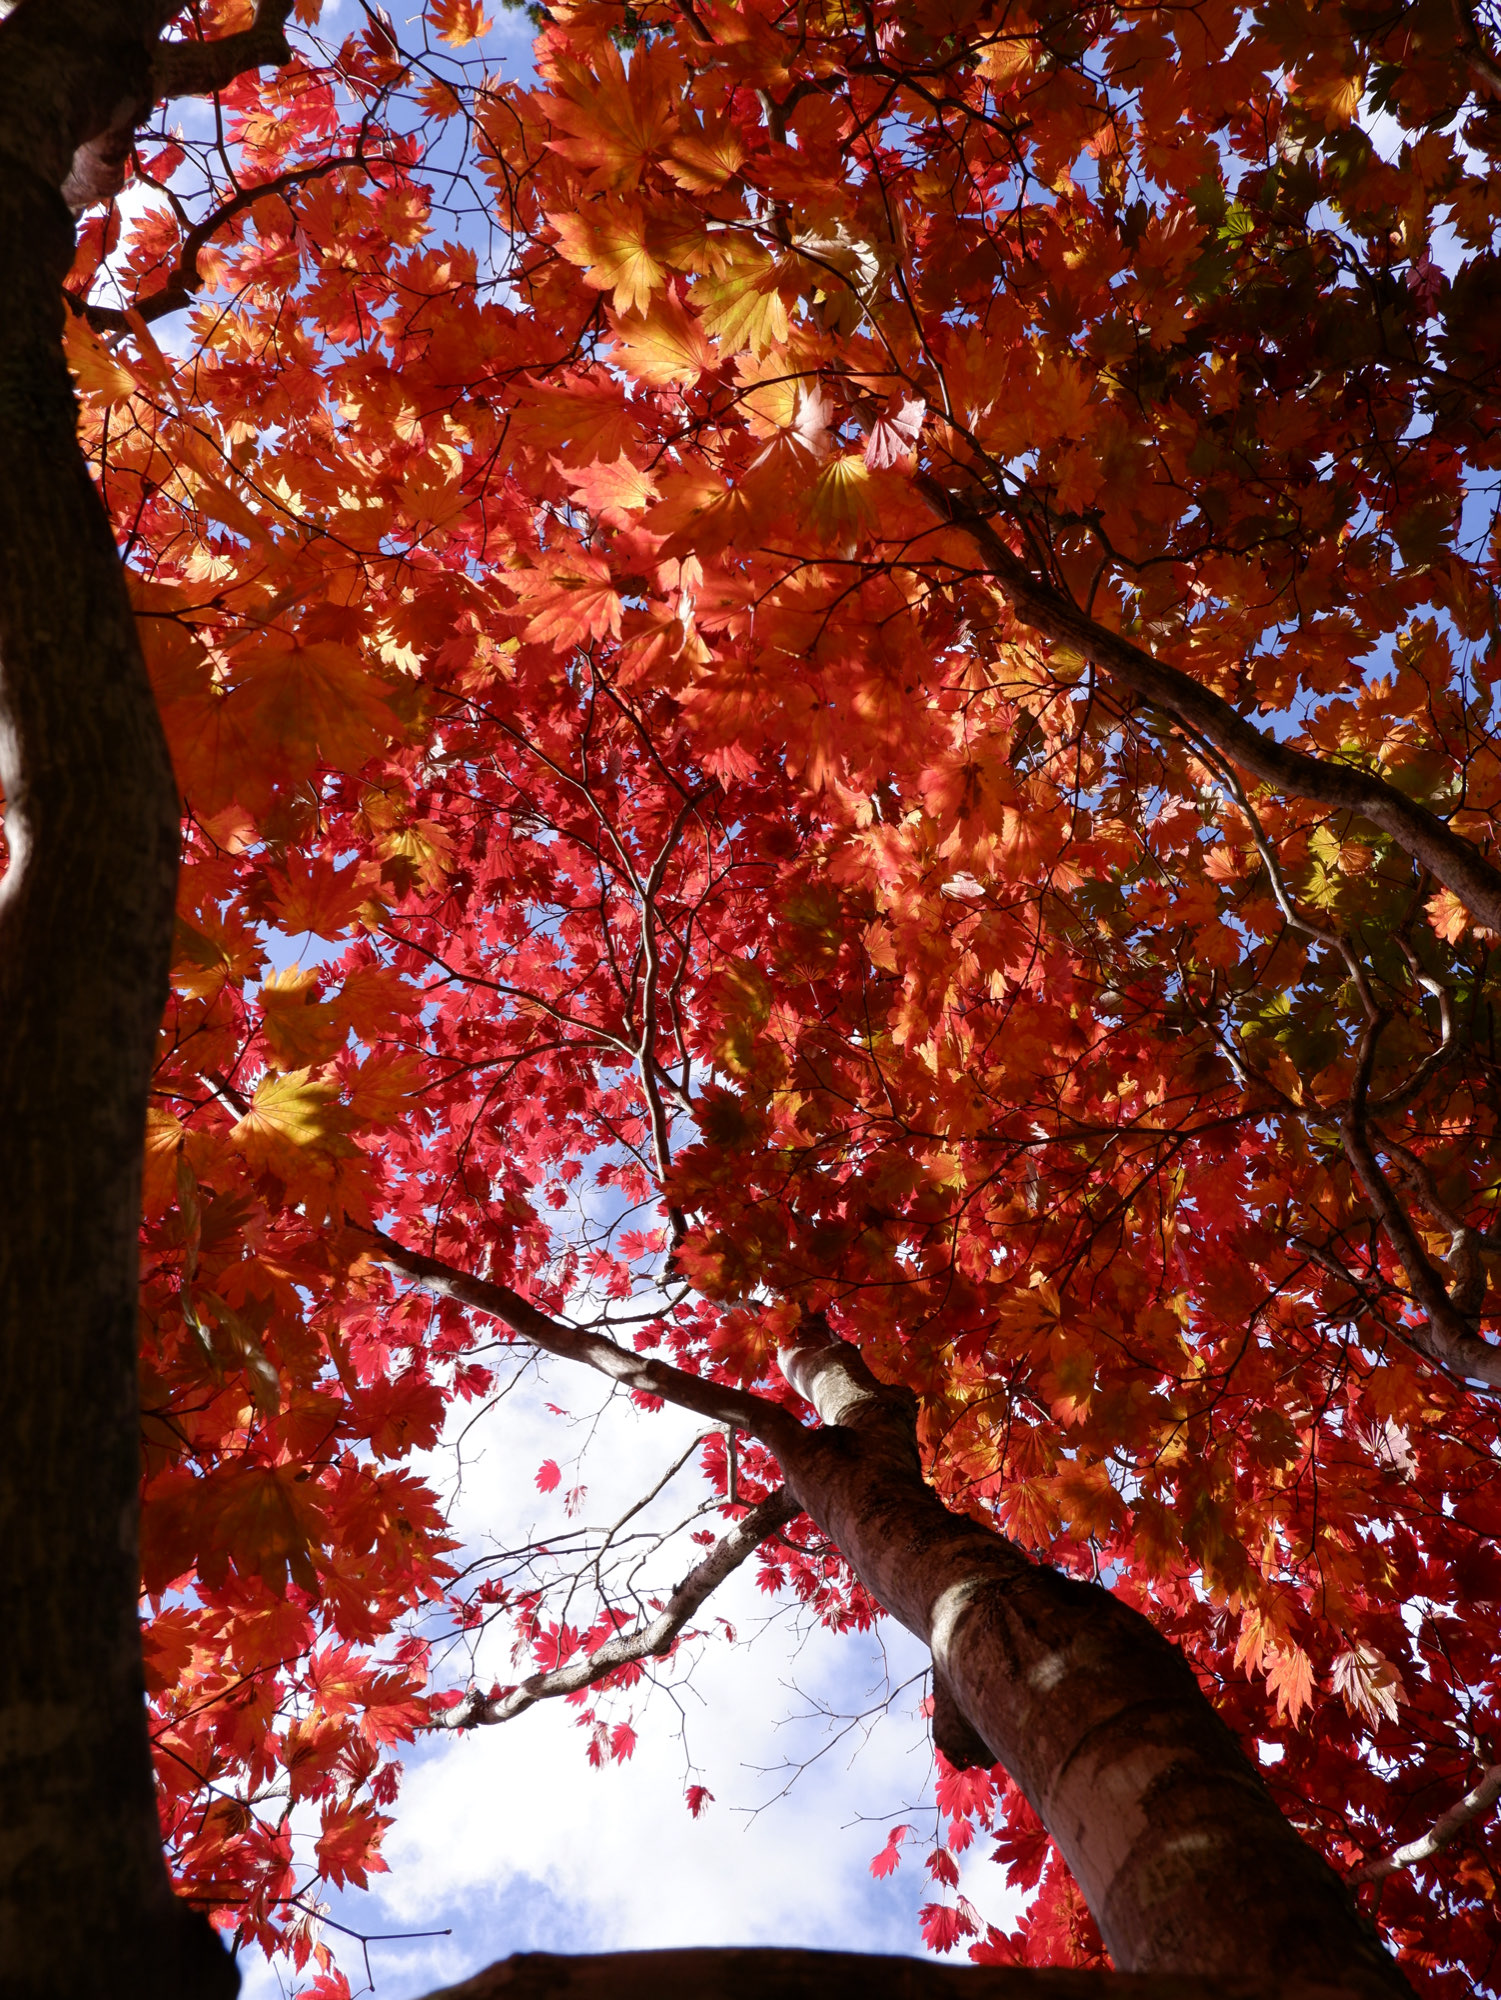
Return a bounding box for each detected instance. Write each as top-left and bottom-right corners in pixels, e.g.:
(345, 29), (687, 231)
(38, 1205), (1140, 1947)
(363, 1256), (1406, 1982)
(776, 1323), (1408, 1990)
(358, 1228), (807, 1457)
(440, 1487), (798, 1729)
(931, 1664), (994, 1771)
(0, 1), (294, 215)
(914, 474), (1501, 936)
(150, 0), (294, 100)
(363, 1242), (1412, 1983)
(1340, 1114), (1501, 1387)
(1349, 1763), (1501, 1884)
(75, 154), (364, 332)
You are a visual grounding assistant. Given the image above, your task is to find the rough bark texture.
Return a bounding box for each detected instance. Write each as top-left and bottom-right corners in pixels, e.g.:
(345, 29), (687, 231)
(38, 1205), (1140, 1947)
(420, 1952), (1405, 2000)
(0, 3), (259, 1992)
(775, 1333), (1408, 1993)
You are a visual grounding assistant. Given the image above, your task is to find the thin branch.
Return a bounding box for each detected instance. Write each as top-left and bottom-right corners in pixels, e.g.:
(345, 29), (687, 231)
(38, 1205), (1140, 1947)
(1290, 1233), (1387, 1317)
(1189, 750), (1501, 1390)
(912, 471), (1501, 935)
(1370, 938), (1455, 1111)
(75, 153), (367, 333)
(1350, 1763), (1501, 1884)
(634, 794), (700, 1246)
(1340, 1027), (1501, 1390)
(356, 1227), (807, 1456)
(1452, 0), (1501, 97)
(439, 1487), (799, 1728)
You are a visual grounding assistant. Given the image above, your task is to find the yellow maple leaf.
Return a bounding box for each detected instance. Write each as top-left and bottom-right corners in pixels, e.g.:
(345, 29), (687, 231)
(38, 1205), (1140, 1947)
(236, 639), (402, 778)
(62, 311), (138, 406)
(1330, 1642), (1406, 1726)
(545, 40), (680, 192)
(734, 350), (802, 436)
(1264, 1643), (1315, 1725)
(428, 0), (491, 46)
(231, 1068), (357, 1182)
(1051, 1460), (1127, 1541)
(978, 33), (1032, 86)
(376, 818), (455, 896)
(997, 1476), (1060, 1547)
(259, 967), (349, 1072)
(1426, 887), (1472, 943)
(566, 455), (660, 518)
(509, 372), (642, 466)
(693, 248), (792, 358)
(1296, 64), (1362, 128)
(807, 454), (875, 543)
(608, 295), (716, 386)
(509, 553), (622, 649)
(347, 1048), (430, 1126)
(665, 115), (746, 192)
(552, 202), (666, 316)
(142, 1106), (185, 1217)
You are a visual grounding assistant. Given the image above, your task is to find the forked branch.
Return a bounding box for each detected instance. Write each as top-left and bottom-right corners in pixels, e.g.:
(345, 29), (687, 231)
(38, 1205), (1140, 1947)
(75, 153), (370, 333)
(357, 1226), (806, 1456)
(439, 1486), (798, 1729)
(1184, 749), (1501, 1390)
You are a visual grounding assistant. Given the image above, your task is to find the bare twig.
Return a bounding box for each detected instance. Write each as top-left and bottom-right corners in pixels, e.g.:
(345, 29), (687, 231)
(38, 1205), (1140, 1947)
(439, 1487), (799, 1728)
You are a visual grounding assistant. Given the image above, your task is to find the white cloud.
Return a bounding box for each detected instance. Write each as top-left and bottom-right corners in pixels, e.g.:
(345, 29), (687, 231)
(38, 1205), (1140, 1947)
(234, 1359), (1024, 1999)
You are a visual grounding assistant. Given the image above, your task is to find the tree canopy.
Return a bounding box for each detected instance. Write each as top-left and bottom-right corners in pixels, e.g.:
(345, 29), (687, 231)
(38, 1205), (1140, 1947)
(5, 0), (1501, 1993)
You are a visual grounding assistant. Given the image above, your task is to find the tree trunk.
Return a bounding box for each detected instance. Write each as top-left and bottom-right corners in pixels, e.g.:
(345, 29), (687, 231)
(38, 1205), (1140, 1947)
(422, 1949), (1403, 2000)
(0, 5), (235, 1991)
(375, 1249), (1414, 1991)
(775, 1333), (1407, 1993)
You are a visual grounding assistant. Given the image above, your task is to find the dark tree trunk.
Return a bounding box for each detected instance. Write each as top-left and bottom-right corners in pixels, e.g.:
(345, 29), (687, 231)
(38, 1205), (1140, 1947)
(421, 1949), (1404, 2000)
(0, 4), (246, 1990)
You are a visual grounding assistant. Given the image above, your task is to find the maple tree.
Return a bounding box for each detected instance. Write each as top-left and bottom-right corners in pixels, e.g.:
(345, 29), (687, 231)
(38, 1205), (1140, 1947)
(4, 0), (1501, 1995)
